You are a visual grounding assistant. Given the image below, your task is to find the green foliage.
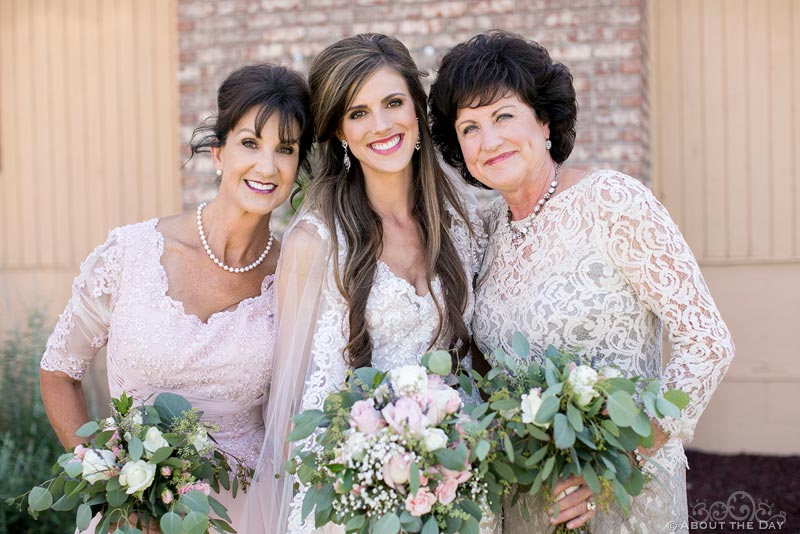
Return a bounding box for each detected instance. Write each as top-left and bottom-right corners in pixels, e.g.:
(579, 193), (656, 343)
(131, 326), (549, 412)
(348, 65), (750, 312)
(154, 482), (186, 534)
(0, 311), (73, 532)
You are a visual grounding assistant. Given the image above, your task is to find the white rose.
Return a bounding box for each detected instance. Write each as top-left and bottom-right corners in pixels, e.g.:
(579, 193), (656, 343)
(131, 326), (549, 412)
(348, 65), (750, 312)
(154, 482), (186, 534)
(421, 428), (448, 452)
(189, 428), (210, 454)
(601, 367), (623, 379)
(345, 432), (368, 461)
(82, 449), (117, 484)
(119, 460), (156, 494)
(142, 427), (169, 457)
(568, 365), (600, 406)
(389, 365), (428, 397)
(520, 388), (550, 428)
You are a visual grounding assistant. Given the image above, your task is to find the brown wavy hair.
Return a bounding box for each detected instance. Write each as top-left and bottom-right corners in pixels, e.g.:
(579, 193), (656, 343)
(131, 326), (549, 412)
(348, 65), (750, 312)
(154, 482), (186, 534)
(306, 33), (472, 369)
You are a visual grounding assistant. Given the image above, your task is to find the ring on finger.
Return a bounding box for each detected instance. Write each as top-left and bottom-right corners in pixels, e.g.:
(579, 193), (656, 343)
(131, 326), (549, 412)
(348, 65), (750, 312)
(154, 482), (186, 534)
(587, 500), (597, 512)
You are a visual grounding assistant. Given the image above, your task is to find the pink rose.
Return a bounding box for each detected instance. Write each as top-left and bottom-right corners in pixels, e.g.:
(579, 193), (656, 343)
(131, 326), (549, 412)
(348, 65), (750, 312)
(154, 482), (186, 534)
(444, 394), (461, 415)
(350, 400), (385, 435)
(160, 466), (172, 477)
(435, 478), (459, 505)
(73, 444), (88, 460)
(178, 481), (211, 495)
(161, 488), (174, 505)
(382, 452), (412, 489)
(405, 487), (437, 517)
(382, 398), (427, 436)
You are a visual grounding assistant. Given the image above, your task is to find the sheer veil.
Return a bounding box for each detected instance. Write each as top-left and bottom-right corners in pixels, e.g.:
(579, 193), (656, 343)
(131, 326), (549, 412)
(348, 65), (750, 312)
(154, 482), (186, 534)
(240, 208), (331, 533)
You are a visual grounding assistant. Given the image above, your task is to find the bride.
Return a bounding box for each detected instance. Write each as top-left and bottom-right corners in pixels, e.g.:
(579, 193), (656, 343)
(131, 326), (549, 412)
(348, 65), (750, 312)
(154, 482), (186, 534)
(242, 33), (493, 533)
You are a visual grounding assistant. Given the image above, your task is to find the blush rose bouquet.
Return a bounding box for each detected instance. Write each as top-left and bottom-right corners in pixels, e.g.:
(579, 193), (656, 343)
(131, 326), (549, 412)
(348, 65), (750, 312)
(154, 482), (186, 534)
(287, 351), (503, 534)
(477, 333), (690, 533)
(6, 392), (251, 534)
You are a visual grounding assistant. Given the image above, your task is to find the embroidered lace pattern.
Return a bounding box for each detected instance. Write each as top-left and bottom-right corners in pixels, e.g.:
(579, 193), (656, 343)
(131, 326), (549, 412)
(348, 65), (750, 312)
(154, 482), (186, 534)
(286, 204), (498, 534)
(39, 219), (275, 471)
(474, 170), (734, 534)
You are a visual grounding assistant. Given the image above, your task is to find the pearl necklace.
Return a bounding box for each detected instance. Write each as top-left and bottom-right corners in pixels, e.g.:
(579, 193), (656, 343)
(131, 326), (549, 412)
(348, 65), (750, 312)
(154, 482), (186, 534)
(196, 202), (273, 274)
(506, 163), (562, 243)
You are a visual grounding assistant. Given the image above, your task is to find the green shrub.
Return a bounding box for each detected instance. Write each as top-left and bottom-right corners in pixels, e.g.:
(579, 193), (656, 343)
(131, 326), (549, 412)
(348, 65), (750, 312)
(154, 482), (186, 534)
(0, 312), (73, 533)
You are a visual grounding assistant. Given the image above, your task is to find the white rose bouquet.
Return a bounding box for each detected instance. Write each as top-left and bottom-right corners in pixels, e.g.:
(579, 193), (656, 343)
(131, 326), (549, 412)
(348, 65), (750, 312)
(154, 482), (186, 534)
(6, 392), (251, 534)
(477, 334), (690, 533)
(287, 351), (503, 534)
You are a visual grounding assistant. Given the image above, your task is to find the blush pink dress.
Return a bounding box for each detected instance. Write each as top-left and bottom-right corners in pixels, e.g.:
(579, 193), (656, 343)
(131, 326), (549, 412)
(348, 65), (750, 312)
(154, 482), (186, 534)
(40, 219), (275, 532)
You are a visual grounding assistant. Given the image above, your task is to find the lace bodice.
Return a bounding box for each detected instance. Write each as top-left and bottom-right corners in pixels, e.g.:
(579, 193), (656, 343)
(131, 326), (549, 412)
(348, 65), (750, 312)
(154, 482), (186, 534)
(473, 170), (734, 533)
(285, 203), (495, 534)
(40, 219), (275, 471)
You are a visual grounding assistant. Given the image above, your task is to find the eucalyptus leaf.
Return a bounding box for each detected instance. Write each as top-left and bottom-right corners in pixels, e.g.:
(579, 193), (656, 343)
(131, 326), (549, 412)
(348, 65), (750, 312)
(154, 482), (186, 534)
(606, 390), (637, 427)
(534, 396), (559, 426)
(159, 512), (183, 534)
(462, 516), (480, 534)
(553, 414), (576, 449)
(181, 490), (210, 514)
(374, 512), (401, 534)
(422, 516), (440, 534)
(149, 445), (174, 464)
(28, 486), (53, 512)
(154, 392), (193, 424)
(76, 503), (93, 530)
(428, 350), (452, 376)
(458, 373), (473, 397)
(76, 421), (100, 438)
(582, 463), (601, 494)
(511, 332), (530, 358)
(475, 439), (491, 461)
(288, 410), (327, 442)
(183, 510), (209, 534)
(345, 514), (366, 532)
(631, 411), (652, 437)
(541, 456), (555, 480)
(410, 461), (420, 495)
(64, 459), (84, 478)
(504, 434), (515, 462)
(128, 436), (144, 462)
(656, 396), (682, 419)
(566, 403), (584, 432)
(664, 389), (690, 410)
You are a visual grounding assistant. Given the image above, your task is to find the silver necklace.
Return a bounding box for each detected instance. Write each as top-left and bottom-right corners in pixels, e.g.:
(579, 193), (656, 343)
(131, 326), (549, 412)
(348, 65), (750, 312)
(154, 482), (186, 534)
(506, 163), (562, 243)
(196, 202), (273, 274)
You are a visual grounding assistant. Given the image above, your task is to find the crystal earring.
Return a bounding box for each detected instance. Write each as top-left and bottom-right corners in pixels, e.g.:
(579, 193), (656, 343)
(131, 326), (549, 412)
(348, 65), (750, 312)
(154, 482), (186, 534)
(415, 117), (421, 151)
(545, 139), (552, 150)
(341, 139), (351, 172)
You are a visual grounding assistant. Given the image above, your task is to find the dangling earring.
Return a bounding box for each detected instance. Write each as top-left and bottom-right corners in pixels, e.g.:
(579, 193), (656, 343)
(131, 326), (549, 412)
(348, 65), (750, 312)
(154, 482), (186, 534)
(545, 139), (552, 150)
(215, 169), (223, 184)
(415, 117), (421, 151)
(341, 139), (351, 172)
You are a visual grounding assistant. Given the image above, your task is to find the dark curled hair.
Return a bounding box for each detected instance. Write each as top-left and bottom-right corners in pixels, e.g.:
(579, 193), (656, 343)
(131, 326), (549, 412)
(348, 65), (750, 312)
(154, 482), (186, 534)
(189, 64), (314, 177)
(429, 30), (577, 188)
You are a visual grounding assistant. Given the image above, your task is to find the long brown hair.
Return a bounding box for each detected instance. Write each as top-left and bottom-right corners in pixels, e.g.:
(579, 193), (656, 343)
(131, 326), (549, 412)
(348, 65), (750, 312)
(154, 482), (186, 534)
(307, 33), (471, 369)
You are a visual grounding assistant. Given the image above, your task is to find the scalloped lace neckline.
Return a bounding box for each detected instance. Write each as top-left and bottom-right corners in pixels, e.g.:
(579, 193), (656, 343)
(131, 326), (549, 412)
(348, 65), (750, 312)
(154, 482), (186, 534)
(149, 219), (274, 326)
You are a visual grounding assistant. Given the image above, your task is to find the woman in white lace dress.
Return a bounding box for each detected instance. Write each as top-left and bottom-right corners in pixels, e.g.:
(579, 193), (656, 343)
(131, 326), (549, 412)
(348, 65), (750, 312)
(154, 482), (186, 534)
(38, 64), (314, 532)
(242, 34), (497, 534)
(429, 31), (735, 533)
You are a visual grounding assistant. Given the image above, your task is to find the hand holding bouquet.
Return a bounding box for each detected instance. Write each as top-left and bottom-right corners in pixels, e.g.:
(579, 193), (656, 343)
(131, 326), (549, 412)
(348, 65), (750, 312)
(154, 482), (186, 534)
(6, 392), (251, 534)
(478, 334), (689, 532)
(288, 351), (502, 534)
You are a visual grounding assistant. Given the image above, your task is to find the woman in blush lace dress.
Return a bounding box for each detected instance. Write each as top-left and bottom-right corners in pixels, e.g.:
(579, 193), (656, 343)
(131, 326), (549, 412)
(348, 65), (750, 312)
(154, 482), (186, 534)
(242, 34), (497, 534)
(38, 64), (314, 532)
(429, 31), (734, 534)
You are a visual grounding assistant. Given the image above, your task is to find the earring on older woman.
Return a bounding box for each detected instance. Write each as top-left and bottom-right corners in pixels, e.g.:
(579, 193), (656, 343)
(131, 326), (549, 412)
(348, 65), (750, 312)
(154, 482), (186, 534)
(545, 139), (552, 150)
(341, 139), (351, 172)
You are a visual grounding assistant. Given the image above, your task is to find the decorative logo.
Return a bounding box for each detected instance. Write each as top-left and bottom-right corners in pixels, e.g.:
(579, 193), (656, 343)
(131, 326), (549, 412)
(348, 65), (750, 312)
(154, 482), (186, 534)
(669, 490), (788, 532)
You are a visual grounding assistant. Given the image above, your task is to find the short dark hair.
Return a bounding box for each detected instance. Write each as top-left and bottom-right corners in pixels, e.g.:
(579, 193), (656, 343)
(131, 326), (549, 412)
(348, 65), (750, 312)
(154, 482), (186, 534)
(190, 64), (314, 175)
(429, 30), (577, 188)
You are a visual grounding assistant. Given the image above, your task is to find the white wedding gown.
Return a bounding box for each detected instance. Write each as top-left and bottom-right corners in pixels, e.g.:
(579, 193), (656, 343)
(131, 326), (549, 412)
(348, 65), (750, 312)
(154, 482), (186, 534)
(472, 170), (735, 534)
(245, 200), (499, 534)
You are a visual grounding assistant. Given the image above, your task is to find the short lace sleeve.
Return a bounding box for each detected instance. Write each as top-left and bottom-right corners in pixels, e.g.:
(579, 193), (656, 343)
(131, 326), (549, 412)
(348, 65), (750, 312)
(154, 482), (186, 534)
(40, 228), (125, 380)
(593, 172), (735, 442)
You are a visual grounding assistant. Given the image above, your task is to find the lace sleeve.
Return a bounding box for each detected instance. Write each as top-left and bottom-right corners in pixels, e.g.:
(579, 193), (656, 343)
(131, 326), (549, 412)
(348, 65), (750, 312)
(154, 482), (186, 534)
(40, 228), (124, 380)
(595, 172), (734, 442)
(242, 211), (349, 534)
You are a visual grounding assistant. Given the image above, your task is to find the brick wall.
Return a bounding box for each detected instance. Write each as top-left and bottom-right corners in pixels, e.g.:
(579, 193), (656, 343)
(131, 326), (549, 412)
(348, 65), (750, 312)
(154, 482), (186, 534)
(178, 0), (650, 210)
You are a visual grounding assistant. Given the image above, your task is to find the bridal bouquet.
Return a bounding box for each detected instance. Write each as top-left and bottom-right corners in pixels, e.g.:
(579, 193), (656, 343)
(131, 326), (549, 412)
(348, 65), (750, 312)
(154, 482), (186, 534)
(477, 334), (689, 532)
(288, 351), (502, 534)
(6, 392), (250, 534)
